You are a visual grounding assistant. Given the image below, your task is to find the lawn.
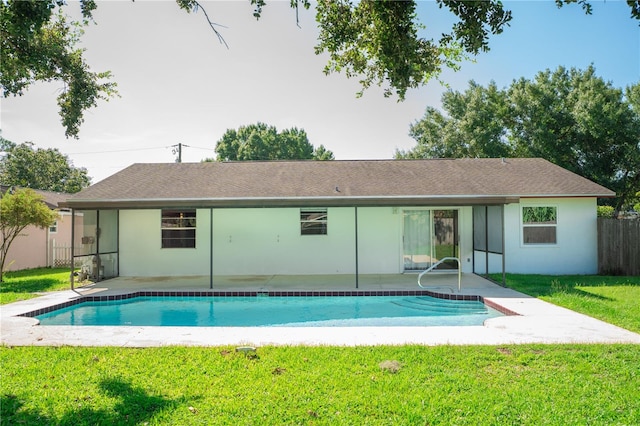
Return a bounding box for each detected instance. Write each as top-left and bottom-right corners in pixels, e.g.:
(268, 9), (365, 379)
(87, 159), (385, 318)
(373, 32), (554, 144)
(2, 271), (640, 424)
(2, 344), (639, 425)
(492, 274), (640, 334)
(0, 268), (71, 305)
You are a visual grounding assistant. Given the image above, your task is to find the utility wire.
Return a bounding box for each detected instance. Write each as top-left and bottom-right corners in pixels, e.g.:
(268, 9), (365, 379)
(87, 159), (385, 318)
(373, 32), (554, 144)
(67, 146), (167, 155)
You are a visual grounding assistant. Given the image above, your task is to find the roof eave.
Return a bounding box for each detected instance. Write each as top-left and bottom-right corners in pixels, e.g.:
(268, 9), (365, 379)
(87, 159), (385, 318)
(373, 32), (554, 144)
(62, 195), (525, 209)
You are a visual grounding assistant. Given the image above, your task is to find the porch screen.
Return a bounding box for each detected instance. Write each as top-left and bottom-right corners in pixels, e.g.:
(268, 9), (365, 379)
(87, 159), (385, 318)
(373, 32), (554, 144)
(473, 206), (503, 254)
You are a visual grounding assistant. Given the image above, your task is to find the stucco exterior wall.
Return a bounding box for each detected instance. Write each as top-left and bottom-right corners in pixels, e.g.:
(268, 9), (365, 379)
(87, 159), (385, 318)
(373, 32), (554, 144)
(2, 225), (48, 271)
(500, 197), (598, 274)
(118, 200), (598, 277)
(212, 207), (357, 275)
(119, 209), (211, 276)
(118, 206), (475, 277)
(2, 210), (77, 272)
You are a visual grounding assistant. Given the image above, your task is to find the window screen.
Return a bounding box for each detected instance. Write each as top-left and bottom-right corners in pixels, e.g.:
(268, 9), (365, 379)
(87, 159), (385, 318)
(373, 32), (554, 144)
(161, 210), (196, 248)
(300, 209), (327, 235)
(522, 206), (557, 245)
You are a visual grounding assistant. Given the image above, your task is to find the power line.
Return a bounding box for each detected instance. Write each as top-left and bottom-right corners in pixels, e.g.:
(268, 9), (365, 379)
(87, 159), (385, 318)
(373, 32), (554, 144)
(186, 145), (216, 152)
(67, 146), (167, 155)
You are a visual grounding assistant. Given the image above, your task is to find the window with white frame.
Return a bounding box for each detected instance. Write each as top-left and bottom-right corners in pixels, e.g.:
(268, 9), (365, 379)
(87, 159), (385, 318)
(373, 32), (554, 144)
(522, 206), (557, 245)
(161, 209), (196, 248)
(49, 221), (58, 233)
(300, 208), (327, 235)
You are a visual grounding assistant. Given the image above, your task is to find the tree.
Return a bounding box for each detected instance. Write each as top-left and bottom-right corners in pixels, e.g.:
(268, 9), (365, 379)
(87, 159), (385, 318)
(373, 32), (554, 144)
(210, 123), (334, 162)
(3, 1), (638, 138)
(0, 188), (58, 282)
(1, 0), (117, 139)
(0, 139), (91, 193)
(399, 81), (512, 159)
(398, 66), (640, 213)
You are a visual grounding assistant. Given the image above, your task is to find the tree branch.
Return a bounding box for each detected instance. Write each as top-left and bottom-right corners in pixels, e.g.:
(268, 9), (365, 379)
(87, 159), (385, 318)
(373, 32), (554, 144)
(177, 0), (229, 48)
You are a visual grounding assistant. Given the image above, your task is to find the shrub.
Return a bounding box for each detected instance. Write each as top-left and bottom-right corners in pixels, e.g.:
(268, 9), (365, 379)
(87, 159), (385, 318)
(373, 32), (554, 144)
(597, 205), (615, 218)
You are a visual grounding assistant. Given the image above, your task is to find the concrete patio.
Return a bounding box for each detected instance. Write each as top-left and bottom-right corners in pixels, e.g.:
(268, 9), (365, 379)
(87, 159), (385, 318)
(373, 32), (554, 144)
(2, 273), (639, 347)
(73, 272), (489, 295)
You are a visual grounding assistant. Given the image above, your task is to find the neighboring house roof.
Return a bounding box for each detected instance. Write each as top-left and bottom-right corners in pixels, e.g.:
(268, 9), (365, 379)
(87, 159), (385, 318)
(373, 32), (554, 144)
(62, 158), (615, 209)
(0, 185), (70, 209)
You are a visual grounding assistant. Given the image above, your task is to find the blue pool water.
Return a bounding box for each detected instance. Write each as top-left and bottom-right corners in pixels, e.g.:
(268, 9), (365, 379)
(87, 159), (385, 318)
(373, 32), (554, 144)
(35, 296), (503, 327)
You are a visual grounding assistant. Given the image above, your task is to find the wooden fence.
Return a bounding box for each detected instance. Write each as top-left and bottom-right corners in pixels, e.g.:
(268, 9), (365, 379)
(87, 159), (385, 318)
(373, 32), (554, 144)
(598, 218), (640, 276)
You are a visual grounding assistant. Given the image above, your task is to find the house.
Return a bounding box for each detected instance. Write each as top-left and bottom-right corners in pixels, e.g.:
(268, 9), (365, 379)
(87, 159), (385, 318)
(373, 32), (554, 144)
(0, 186), (79, 271)
(61, 158), (614, 284)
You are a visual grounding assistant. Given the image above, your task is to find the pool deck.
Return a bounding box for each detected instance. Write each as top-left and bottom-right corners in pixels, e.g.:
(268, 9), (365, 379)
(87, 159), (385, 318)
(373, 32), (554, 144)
(2, 273), (639, 347)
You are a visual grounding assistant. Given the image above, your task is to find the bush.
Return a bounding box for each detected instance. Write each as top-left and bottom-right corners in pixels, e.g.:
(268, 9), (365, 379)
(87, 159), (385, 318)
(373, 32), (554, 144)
(597, 205), (615, 218)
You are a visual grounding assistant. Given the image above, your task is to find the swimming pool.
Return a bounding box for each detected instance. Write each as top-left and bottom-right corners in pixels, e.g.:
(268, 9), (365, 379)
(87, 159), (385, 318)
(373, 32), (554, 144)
(34, 295), (504, 327)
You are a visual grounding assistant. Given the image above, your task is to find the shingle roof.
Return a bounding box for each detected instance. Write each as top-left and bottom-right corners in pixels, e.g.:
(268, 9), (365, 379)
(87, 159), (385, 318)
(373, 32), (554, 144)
(63, 158), (615, 209)
(1, 185), (70, 209)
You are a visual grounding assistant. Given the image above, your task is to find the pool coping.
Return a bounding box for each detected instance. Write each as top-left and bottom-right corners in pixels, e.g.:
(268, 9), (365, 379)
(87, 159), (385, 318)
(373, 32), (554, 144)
(2, 276), (639, 347)
(17, 289), (519, 320)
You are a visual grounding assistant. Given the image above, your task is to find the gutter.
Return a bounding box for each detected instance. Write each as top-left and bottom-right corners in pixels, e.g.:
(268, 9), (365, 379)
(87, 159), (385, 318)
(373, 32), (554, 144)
(60, 195), (523, 209)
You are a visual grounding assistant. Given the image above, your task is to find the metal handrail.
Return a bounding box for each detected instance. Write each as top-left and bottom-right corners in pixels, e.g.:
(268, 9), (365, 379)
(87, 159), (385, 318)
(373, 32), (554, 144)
(417, 257), (461, 292)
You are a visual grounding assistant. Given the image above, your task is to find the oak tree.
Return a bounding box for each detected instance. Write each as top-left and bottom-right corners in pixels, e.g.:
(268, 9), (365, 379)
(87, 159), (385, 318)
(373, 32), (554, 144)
(0, 139), (91, 193)
(211, 123), (333, 161)
(398, 66), (640, 213)
(4, 0), (638, 138)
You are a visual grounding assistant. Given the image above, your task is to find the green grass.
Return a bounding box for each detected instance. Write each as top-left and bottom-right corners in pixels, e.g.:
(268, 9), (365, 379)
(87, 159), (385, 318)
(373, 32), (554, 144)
(2, 271), (640, 424)
(2, 345), (640, 425)
(0, 268), (71, 305)
(492, 274), (640, 334)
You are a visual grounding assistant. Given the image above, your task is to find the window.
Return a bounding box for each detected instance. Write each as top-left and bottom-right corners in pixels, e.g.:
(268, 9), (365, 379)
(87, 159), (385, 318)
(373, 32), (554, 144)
(49, 221), (58, 233)
(300, 208), (327, 235)
(161, 210), (196, 248)
(522, 206), (557, 245)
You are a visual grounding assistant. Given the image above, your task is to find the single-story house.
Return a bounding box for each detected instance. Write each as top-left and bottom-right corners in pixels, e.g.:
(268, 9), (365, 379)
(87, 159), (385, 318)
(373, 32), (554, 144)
(61, 158), (614, 286)
(0, 186), (79, 271)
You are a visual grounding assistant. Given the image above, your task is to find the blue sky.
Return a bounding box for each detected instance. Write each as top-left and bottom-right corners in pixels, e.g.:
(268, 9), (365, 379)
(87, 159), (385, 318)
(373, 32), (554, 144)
(1, 1), (638, 183)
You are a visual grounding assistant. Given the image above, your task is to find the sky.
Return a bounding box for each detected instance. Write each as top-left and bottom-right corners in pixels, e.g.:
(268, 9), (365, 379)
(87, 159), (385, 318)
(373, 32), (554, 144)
(1, 0), (638, 184)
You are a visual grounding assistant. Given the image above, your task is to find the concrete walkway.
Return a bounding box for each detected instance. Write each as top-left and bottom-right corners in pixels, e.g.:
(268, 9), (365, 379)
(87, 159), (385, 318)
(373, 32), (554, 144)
(2, 274), (639, 347)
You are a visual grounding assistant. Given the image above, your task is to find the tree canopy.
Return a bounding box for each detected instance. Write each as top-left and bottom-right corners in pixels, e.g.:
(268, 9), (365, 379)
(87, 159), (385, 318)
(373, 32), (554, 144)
(397, 66), (640, 213)
(0, 139), (91, 193)
(0, 188), (58, 281)
(3, 0), (638, 138)
(211, 123), (334, 162)
(0, 0), (117, 138)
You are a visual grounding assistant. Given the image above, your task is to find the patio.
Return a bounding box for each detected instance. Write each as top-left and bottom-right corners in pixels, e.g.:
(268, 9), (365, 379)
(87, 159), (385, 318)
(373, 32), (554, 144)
(73, 272), (492, 296)
(2, 273), (639, 347)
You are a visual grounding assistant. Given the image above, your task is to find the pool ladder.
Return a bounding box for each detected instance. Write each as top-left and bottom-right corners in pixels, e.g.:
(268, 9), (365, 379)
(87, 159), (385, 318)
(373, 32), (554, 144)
(417, 257), (461, 292)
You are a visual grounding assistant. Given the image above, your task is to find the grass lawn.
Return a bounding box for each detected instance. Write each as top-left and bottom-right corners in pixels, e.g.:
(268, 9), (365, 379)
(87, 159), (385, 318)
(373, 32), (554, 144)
(0, 268), (71, 305)
(2, 271), (640, 424)
(492, 274), (640, 334)
(2, 344), (640, 425)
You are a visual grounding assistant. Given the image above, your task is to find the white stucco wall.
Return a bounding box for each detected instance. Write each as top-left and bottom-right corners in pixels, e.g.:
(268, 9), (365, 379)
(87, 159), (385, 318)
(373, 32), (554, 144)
(500, 197), (598, 274)
(117, 206), (479, 277)
(212, 207), (357, 275)
(119, 209), (210, 276)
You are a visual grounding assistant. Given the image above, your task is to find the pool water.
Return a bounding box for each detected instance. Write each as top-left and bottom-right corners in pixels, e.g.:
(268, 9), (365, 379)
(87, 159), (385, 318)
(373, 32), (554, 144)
(35, 296), (503, 327)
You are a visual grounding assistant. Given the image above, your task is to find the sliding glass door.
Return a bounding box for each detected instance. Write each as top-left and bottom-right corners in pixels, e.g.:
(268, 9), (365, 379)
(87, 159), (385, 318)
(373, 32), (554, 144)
(403, 209), (458, 272)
